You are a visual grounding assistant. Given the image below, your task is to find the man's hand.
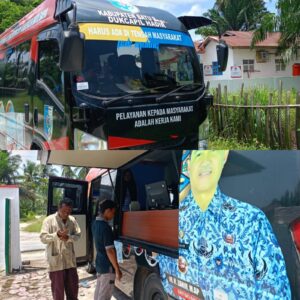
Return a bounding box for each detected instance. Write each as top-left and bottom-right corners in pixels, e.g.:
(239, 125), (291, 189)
(116, 268), (122, 281)
(57, 228), (69, 241)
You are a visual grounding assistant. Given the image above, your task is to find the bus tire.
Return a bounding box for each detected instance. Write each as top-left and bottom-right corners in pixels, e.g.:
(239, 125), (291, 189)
(133, 267), (151, 300)
(141, 272), (168, 300)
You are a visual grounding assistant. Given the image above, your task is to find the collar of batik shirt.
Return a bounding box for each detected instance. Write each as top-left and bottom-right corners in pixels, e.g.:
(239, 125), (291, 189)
(180, 186), (224, 221)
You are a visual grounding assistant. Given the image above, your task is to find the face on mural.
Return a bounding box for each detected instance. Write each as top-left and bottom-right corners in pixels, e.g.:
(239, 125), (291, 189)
(188, 150), (229, 197)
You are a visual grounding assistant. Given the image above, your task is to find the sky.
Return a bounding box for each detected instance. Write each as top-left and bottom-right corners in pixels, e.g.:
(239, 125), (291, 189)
(127, 0), (277, 40)
(12, 150), (38, 165)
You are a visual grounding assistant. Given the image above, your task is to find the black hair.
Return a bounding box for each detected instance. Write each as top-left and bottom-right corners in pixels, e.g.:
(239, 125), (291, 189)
(98, 199), (116, 214)
(59, 198), (73, 208)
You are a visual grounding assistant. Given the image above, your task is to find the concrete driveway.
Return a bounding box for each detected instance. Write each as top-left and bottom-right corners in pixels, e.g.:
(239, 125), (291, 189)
(0, 229), (134, 299)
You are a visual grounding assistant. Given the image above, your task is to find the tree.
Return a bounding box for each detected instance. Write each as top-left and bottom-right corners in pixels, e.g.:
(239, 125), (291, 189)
(0, 151), (21, 184)
(0, 0), (43, 34)
(20, 160), (57, 217)
(61, 166), (88, 179)
(252, 0), (300, 61)
(196, 0), (268, 37)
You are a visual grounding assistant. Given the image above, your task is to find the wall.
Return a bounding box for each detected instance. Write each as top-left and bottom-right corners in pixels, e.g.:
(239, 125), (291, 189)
(200, 42), (234, 80)
(200, 41), (300, 82)
(0, 186), (21, 273)
(232, 48), (296, 79)
(0, 197), (4, 273)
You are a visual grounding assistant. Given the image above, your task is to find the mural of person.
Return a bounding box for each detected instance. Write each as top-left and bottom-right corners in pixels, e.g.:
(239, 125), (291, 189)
(159, 150), (291, 300)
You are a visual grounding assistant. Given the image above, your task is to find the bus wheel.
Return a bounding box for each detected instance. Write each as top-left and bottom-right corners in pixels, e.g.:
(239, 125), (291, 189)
(86, 262), (96, 274)
(141, 272), (167, 300)
(134, 267), (150, 300)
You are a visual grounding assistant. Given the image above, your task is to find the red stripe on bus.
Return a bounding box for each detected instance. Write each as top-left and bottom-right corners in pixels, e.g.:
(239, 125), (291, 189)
(43, 137), (69, 150)
(108, 136), (155, 149)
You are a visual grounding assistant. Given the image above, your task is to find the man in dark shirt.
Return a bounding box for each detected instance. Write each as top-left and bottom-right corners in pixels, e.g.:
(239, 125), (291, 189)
(92, 199), (122, 300)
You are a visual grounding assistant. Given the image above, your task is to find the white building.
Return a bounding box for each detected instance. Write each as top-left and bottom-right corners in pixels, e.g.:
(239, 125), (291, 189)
(0, 185), (22, 274)
(196, 31), (300, 81)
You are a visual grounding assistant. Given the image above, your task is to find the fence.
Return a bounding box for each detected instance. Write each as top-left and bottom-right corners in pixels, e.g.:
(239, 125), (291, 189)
(206, 76), (300, 93)
(209, 81), (300, 149)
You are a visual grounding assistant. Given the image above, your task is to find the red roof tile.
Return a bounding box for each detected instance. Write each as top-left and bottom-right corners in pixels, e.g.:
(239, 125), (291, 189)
(196, 31), (281, 51)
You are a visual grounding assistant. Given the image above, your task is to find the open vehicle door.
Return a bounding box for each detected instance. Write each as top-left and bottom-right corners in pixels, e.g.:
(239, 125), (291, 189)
(48, 176), (88, 261)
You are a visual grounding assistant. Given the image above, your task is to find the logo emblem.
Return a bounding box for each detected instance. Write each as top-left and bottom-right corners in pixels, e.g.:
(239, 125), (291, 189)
(107, 0), (140, 13)
(178, 256), (188, 274)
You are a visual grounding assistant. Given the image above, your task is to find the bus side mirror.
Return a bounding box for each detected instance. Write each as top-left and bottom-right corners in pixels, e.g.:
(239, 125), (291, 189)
(60, 25), (85, 72)
(216, 42), (228, 72)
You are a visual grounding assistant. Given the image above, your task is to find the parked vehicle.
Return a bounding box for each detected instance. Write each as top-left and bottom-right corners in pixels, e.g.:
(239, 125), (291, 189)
(0, 0), (228, 150)
(45, 150), (300, 299)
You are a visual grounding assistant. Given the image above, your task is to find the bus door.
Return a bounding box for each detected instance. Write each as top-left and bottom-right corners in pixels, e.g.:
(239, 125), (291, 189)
(34, 31), (68, 150)
(89, 169), (117, 263)
(48, 176), (88, 262)
(0, 42), (33, 149)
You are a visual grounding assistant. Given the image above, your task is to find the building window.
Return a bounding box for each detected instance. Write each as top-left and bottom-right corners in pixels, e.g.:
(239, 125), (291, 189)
(243, 59), (254, 73)
(275, 59), (286, 71)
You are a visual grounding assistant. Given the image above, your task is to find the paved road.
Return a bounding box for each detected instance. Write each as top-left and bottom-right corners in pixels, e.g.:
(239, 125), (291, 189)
(20, 231), (44, 252)
(1, 250), (134, 300)
(0, 229), (134, 299)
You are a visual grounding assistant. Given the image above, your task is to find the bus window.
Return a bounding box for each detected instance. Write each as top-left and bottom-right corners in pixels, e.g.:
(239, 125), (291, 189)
(38, 40), (63, 101)
(158, 47), (195, 84)
(0, 51), (5, 87)
(16, 41), (30, 89)
(3, 48), (17, 89)
(72, 40), (202, 98)
(99, 170), (117, 202)
(52, 183), (84, 213)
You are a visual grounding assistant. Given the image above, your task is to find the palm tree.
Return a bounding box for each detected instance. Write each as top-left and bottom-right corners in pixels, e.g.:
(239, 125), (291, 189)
(20, 161), (41, 211)
(19, 160), (57, 214)
(0, 151), (21, 184)
(252, 0), (300, 61)
(61, 166), (88, 179)
(196, 0), (267, 37)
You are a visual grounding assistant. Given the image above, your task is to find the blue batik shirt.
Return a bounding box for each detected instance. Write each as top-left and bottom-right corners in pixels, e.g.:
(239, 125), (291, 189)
(158, 187), (291, 300)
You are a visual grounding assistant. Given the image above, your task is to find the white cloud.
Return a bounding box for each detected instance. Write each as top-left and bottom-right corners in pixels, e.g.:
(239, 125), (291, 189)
(182, 4), (205, 16)
(127, 0), (211, 16)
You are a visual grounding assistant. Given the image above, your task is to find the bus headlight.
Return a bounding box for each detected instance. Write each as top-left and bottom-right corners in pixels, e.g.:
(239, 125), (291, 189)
(198, 118), (209, 150)
(74, 129), (108, 150)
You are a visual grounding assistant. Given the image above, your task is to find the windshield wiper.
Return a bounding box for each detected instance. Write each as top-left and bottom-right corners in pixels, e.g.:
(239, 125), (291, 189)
(102, 86), (170, 107)
(156, 83), (204, 103)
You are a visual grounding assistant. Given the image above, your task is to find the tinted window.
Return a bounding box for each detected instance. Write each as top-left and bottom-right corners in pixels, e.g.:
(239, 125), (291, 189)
(16, 41), (31, 89)
(0, 51), (5, 87)
(220, 151), (300, 299)
(72, 40), (203, 97)
(3, 48), (17, 88)
(39, 40), (63, 101)
(51, 182), (84, 213)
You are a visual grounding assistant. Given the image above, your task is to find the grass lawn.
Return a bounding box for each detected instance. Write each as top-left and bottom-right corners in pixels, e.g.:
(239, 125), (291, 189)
(23, 216), (45, 233)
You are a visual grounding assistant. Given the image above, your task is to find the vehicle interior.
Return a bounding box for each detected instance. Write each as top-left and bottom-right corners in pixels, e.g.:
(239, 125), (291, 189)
(89, 150), (181, 252)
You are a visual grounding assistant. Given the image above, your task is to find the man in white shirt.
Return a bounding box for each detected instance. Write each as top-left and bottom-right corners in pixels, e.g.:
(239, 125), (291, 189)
(40, 199), (81, 300)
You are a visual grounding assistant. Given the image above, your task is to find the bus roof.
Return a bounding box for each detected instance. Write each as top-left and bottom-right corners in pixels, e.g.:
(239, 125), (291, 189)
(0, 0), (188, 51)
(46, 150), (146, 169)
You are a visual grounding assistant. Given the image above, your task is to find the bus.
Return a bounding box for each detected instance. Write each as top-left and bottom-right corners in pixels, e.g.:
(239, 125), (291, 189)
(0, 0), (228, 151)
(45, 150), (300, 299)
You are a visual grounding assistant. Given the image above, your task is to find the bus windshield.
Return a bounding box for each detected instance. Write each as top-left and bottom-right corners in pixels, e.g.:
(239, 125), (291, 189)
(72, 40), (203, 98)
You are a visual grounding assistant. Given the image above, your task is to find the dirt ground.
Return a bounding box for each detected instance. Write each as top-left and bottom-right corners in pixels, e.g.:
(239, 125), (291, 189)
(0, 250), (135, 299)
